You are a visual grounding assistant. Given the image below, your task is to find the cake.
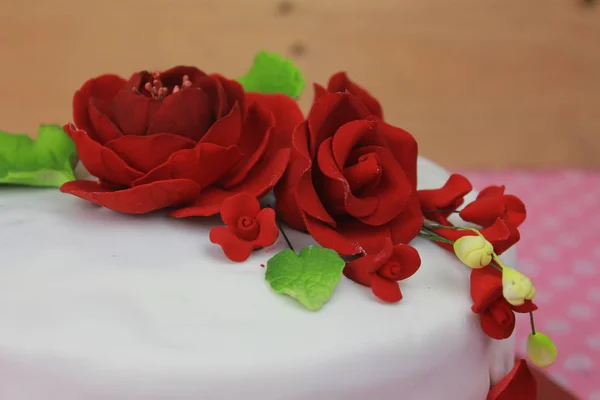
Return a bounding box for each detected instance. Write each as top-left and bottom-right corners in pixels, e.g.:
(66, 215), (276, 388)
(0, 51), (554, 399)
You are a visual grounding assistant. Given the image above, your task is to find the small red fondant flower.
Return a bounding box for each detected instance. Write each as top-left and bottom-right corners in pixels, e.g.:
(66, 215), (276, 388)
(460, 185), (526, 229)
(471, 266), (537, 339)
(418, 173), (473, 225)
(209, 193), (279, 262)
(275, 74), (423, 256)
(343, 237), (421, 303)
(419, 176), (526, 255)
(487, 359), (537, 400)
(61, 67), (303, 215)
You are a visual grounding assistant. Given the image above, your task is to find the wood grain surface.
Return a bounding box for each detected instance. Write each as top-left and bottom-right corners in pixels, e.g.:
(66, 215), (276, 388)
(0, 0), (598, 168)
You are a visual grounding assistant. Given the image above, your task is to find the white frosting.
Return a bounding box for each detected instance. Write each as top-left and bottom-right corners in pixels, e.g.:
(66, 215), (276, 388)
(0, 158), (515, 400)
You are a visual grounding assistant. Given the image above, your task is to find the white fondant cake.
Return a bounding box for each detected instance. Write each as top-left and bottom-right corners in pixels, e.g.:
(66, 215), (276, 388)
(0, 157), (516, 400)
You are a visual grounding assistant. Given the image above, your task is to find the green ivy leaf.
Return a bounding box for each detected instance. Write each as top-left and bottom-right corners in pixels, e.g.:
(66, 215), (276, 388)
(0, 124), (78, 188)
(265, 246), (345, 311)
(237, 50), (305, 99)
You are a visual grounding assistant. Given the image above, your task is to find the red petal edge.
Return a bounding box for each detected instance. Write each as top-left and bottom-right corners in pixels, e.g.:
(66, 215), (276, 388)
(487, 359), (537, 400)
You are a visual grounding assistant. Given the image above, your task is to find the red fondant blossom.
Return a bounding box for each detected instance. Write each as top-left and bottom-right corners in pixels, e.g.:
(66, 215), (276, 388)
(209, 192), (279, 262)
(275, 74), (423, 256)
(419, 175), (526, 255)
(61, 67), (302, 215)
(344, 238), (421, 303)
(487, 359), (537, 400)
(471, 266), (537, 339)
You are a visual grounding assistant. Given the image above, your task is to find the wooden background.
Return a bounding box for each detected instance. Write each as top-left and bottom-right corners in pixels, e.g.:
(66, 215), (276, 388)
(0, 0), (598, 168)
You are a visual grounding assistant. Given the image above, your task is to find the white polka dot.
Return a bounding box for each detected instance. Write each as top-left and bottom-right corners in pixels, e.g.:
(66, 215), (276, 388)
(564, 354), (594, 371)
(593, 247), (600, 260)
(574, 259), (597, 276)
(549, 275), (576, 289)
(589, 390), (600, 400)
(543, 318), (572, 335)
(568, 303), (595, 319)
(536, 245), (559, 260)
(582, 192), (600, 206)
(588, 287), (600, 302)
(533, 291), (552, 304)
(587, 334), (600, 351)
(561, 235), (581, 248)
(551, 372), (569, 388)
(565, 206), (584, 217)
(541, 216), (561, 229)
(518, 260), (539, 277)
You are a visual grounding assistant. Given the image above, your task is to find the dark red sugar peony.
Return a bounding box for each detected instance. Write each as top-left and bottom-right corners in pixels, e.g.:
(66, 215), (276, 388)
(61, 66), (302, 215)
(343, 237), (421, 303)
(209, 192), (279, 262)
(471, 266), (537, 340)
(275, 74), (424, 256)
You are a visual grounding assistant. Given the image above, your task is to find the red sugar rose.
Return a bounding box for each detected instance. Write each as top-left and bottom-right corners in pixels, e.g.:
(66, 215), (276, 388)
(471, 266), (537, 340)
(275, 75), (423, 256)
(344, 237), (421, 303)
(61, 67), (302, 215)
(487, 359), (537, 400)
(209, 192), (279, 262)
(313, 72), (383, 119)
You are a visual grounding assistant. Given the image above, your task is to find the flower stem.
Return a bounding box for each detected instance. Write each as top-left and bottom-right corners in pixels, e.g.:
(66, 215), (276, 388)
(276, 220), (295, 253)
(529, 312), (536, 335)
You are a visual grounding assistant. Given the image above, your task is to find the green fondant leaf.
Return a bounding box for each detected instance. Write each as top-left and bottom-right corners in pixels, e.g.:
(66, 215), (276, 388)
(237, 50), (305, 99)
(0, 124), (78, 188)
(265, 246), (345, 311)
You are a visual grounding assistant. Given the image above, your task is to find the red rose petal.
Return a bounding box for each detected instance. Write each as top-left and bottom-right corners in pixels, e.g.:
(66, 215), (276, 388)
(220, 192), (261, 228)
(200, 103), (242, 147)
(307, 92), (372, 155)
(371, 274), (402, 303)
(245, 92), (304, 152)
(274, 123), (312, 231)
(73, 74), (126, 141)
(387, 195), (424, 244)
(317, 137), (378, 218)
(329, 119), (384, 169)
(220, 102), (273, 188)
(327, 72), (384, 119)
(487, 359), (537, 400)
(170, 148), (291, 218)
(418, 174), (473, 224)
(64, 123), (143, 186)
(111, 90), (160, 136)
(253, 208), (280, 248)
(88, 102), (123, 144)
(480, 300), (516, 339)
(105, 133), (196, 173)
(60, 179), (201, 214)
(211, 74), (246, 118)
(460, 196), (508, 227)
(147, 88), (213, 141)
(312, 83), (329, 104)
(503, 195), (527, 227)
(303, 213), (362, 256)
(479, 185), (506, 199)
(133, 143), (242, 190)
(349, 146), (413, 226)
(512, 300), (538, 313)
(344, 237), (394, 285)
(296, 169), (337, 227)
(470, 266), (503, 313)
(377, 121), (419, 188)
(157, 66), (207, 88)
(387, 243), (421, 280)
(209, 226), (255, 262)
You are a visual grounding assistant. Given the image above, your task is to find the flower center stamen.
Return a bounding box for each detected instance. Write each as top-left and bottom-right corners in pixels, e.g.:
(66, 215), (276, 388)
(134, 73), (193, 100)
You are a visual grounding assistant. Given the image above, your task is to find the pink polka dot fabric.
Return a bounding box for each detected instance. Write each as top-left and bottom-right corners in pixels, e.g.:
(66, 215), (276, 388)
(457, 169), (600, 400)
